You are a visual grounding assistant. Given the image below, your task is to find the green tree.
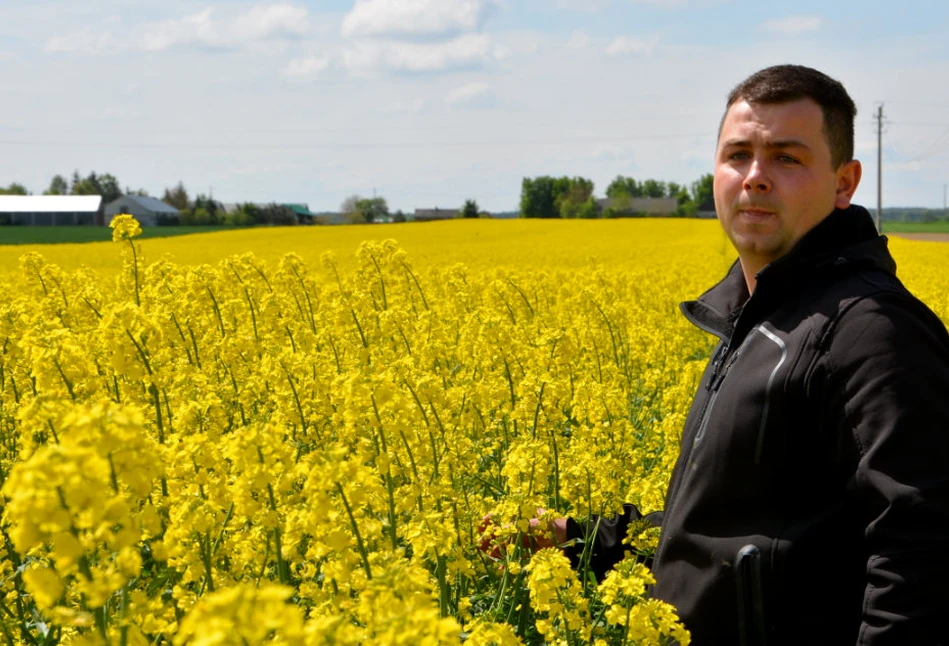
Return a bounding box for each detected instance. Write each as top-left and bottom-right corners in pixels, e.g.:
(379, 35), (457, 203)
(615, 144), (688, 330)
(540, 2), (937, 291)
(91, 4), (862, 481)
(97, 173), (122, 203)
(604, 189), (633, 218)
(67, 171), (121, 202)
(193, 194), (220, 223)
(667, 182), (693, 217)
(461, 199), (480, 219)
(45, 175), (68, 195)
(642, 179), (667, 199)
(0, 182), (28, 195)
(606, 176), (643, 199)
(691, 173), (715, 212)
(252, 203), (297, 226)
(355, 197), (388, 223)
(163, 182), (191, 211)
(520, 176), (592, 218)
(341, 195), (361, 216)
(71, 174), (100, 196)
(520, 177), (557, 218)
(576, 197), (599, 219)
(557, 177), (595, 218)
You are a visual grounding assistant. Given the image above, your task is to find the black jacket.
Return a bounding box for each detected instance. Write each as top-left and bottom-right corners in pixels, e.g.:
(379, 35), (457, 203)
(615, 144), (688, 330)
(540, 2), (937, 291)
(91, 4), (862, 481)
(567, 205), (949, 645)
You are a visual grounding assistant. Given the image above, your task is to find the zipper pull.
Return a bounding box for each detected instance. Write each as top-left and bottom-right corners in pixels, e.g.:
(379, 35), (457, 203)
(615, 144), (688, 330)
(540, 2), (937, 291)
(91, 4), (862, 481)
(706, 343), (729, 391)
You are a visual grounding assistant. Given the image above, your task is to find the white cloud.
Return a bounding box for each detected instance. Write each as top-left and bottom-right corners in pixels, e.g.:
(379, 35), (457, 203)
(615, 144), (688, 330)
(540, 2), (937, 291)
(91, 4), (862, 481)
(45, 28), (117, 55)
(140, 8), (216, 51)
(493, 29), (546, 56)
(342, 0), (497, 39)
(551, 0), (612, 11)
(283, 56), (331, 78)
(45, 3), (312, 54)
(606, 35), (659, 56)
(763, 15), (823, 35)
(141, 4), (310, 52)
(344, 33), (507, 74)
(386, 98), (428, 113)
(445, 82), (494, 107)
(567, 30), (591, 49)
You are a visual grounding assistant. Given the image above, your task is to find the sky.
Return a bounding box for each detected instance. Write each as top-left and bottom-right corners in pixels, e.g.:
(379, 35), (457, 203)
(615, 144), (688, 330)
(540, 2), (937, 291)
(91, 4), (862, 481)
(2, 0), (949, 213)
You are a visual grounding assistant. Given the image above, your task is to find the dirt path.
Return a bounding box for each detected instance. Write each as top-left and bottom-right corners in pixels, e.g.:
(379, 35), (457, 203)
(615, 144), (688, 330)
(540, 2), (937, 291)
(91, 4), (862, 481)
(888, 233), (949, 242)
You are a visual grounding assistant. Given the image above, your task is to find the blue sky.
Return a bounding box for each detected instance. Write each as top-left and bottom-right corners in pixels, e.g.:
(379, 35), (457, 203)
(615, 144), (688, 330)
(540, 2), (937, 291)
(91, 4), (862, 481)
(2, 0), (948, 213)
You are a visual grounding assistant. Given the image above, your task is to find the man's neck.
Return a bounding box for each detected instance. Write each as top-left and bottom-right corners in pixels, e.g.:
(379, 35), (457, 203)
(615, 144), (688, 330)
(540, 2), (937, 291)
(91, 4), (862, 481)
(740, 259), (761, 294)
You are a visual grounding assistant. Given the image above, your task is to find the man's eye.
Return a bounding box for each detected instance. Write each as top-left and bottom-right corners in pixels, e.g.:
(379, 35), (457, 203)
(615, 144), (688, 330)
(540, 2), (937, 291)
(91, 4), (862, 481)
(777, 154), (799, 164)
(729, 151), (750, 161)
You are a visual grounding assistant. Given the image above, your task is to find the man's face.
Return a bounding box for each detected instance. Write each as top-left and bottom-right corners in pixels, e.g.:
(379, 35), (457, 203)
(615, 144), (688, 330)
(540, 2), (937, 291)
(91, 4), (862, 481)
(714, 98), (860, 273)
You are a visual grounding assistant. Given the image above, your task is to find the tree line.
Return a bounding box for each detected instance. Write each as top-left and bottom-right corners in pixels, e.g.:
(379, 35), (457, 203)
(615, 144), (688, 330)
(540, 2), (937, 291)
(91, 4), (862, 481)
(0, 172), (129, 203)
(2, 171), (717, 226)
(519, 174), (715, 219)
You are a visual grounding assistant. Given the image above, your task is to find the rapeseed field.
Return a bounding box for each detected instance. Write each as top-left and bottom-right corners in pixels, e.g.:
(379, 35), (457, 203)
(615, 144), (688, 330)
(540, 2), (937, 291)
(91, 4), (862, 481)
(0, 216), (944, 645)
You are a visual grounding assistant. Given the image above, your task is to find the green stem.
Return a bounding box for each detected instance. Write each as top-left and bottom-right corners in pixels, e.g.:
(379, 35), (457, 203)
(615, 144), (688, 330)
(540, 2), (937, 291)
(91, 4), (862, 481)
(335, 482), (372, 580)
(126, 238), (140, 306)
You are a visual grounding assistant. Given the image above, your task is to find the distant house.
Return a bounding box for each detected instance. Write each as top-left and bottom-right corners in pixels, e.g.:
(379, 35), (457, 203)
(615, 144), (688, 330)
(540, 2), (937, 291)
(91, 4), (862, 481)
(696, 210), (718, 219)
(0, 195), (103, 226)
(413, 207), (459, 222)
(104, 195), (180, 227)
(285, 204), (317, 225)
(595, 197), (678, 217)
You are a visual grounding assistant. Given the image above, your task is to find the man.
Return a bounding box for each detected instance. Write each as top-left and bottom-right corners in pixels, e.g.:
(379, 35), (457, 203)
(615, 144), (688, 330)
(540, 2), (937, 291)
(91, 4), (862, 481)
(523, 65), (949, 644)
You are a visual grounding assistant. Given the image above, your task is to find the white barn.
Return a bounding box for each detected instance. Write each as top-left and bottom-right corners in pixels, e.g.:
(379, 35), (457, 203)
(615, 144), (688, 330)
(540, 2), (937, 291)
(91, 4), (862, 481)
(104, 195), (180, 227)
(0, 195), (103, 226)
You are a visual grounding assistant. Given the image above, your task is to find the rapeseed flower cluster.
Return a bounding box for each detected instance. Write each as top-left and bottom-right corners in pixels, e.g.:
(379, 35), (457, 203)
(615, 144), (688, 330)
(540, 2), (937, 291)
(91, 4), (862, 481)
(2, 215), (943, 644)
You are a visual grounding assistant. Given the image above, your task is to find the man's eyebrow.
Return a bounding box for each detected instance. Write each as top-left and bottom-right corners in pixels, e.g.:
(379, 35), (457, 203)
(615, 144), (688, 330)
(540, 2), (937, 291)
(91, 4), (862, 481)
(721, 138), (811, 150)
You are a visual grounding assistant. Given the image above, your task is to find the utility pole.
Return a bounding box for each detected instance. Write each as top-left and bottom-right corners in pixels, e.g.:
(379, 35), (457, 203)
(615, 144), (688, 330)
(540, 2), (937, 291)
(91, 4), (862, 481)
(876, 104), (884, 233)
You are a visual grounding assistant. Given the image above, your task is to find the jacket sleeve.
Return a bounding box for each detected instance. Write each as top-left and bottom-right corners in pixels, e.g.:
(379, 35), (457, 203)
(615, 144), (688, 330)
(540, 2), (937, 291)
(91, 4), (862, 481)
(563, 504), (663, 581)
(823, 291), (949, 646)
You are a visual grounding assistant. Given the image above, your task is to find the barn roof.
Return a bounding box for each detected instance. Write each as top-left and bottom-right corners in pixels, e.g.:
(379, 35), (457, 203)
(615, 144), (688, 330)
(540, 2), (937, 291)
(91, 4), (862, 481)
(0, 195), (102, 213)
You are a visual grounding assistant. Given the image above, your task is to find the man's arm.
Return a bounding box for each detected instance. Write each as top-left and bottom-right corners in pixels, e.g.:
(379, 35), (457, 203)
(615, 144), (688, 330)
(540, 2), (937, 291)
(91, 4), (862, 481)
(479, 505), (661, 581)
(562, 504), (663, 581)
(825, 292), (949, 645)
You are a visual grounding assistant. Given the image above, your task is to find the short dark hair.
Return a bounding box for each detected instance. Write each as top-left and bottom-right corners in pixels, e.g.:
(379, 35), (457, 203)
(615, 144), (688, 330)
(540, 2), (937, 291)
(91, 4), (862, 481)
(722, 65), (857, 168)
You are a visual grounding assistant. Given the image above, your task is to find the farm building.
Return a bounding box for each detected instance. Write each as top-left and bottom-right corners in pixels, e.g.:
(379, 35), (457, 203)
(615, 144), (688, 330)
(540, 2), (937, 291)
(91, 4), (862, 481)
(414, 207), (459, 222)
(0, 195), (103, 226)
(104, 194), (180, 227)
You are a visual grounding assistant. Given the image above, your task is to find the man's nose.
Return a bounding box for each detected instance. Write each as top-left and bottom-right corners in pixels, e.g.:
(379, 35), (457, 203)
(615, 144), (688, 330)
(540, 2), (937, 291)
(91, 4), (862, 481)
(742, 159), (771, 192)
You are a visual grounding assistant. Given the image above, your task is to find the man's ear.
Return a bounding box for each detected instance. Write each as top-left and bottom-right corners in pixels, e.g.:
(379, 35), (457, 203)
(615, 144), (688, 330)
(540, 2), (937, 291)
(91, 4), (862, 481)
(834, 159), (862, 209)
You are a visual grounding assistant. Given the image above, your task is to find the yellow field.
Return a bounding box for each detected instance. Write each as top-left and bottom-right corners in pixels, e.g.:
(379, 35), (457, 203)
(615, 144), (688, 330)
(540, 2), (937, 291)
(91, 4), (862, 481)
(0, 219), (733, 276)
(0, 218), (945, 645)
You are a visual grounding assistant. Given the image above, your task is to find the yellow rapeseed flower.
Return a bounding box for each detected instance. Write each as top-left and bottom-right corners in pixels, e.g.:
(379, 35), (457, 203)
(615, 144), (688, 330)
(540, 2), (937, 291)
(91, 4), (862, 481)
(109, 214), (142, 242)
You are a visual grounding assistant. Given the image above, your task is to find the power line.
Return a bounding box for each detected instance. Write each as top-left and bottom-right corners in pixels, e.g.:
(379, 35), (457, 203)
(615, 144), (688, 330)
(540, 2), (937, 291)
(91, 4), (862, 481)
(887, 121), (949, 128)
(905, 125), (949, 163)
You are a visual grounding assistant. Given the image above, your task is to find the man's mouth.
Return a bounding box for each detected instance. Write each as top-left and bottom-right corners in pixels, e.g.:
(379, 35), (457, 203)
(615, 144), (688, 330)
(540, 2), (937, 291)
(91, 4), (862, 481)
(738, 208), (776, 218)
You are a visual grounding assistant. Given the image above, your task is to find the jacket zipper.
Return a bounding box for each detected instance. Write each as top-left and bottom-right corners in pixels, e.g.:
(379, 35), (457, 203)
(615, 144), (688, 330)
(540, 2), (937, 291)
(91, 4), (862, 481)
(656, 334), (749, 563)
(693, 341), (745, 444)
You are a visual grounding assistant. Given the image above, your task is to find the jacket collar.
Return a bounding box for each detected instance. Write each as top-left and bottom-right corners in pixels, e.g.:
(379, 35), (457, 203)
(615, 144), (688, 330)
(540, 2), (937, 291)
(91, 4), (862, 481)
(680, 204), (895, 340)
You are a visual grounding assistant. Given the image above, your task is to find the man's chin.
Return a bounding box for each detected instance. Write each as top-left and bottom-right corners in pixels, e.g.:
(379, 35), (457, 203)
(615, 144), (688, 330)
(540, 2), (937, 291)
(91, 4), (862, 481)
(731, 234), (785, 261)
